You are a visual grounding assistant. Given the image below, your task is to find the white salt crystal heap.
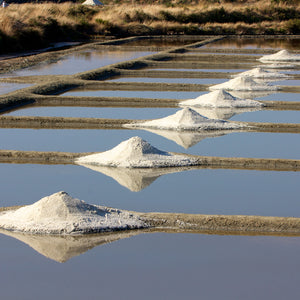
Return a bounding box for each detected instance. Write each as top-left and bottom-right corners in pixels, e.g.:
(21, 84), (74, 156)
(209, 76), (278, 91)
(0, 191), (147, 234)
(125, 108), (243, 131)
(259, 50), (300, 62)
(179, 89), (263, 108)
(232, 67), (288, 79)
(76, 136), (198, 168)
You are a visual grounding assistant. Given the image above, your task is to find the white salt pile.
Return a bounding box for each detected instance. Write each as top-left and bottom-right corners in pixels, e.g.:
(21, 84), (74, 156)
(125, 108), (243, 131)
(82, 0), (104, 6)
(179, 89), (263, 108)
(232, 67), (288, 79)
(76, 136), (198, 168)
(0, 191), (147, 234)
(209, 76), (278, 91)
(259, 50), (300, 62)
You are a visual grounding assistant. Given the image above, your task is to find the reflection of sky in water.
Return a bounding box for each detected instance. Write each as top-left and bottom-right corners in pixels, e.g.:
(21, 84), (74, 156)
(107, 77), (227, 85)
(0, 163), (299, 217)
(273, 79), (300, 86)
(202, 38), (300, 50)
(148, 68), (248, 73)
(231, 110), (300, 124)
(3, 106), (178, 119)
(8, 106), (298, 124)
(1, 50), (155, 77)
(0, 128), (299, 159)
(0, 83), (32, 95)
(63, 90), (204, 99)
(0, 41), (299, 298)
(256, 92), (300, 102)
(1, 232), (299, 299)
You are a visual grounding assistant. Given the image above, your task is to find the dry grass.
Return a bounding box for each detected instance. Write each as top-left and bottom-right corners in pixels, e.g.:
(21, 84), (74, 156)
(0, 1), (299, 53)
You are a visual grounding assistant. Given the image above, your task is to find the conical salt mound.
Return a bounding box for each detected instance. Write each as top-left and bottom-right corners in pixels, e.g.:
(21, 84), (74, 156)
(82, 0), (103, 6)
(0, 192), (147, 234)
(232, 67), (288, 79)
(259, 50), (300, 62)
(125, 108), (244, 131)
(76, 136), (198, 168)
(179, 90), (263, 108)
(209, 76), (278, 91)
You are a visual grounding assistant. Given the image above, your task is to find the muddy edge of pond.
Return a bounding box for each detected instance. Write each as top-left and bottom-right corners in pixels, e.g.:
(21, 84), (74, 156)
(139, 212), (300, 235)
(0, 35), (299, 112)
(0, 204), (300, 236)
(0, 149), (299, 171)
(1, 116), (300, 133)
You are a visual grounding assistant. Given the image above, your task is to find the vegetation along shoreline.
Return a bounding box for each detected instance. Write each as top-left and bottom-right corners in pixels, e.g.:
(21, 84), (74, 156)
(0, 0), (299, 54)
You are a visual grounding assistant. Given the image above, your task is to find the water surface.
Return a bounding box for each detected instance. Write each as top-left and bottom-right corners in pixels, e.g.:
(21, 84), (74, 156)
(1, 50), (155, 77)
(1, 232), (299, 300)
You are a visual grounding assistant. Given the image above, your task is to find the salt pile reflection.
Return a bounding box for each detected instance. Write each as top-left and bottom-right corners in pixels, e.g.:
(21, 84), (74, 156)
(77, 164), (195, 191)
(0, 229), (140, 263)
(140, 128), (232, 148)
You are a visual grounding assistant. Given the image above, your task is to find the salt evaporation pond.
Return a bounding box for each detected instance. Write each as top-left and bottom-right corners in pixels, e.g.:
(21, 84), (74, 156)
(149, 68), (248, 73)
(0, 163), (299, 217)
(0, 38), (299, 299)
(0, 128), (299, 159)
(256, 92), (300, 102)
(107, 77), (227, 85)
(1, 50), (155, 77)
(3, 106), (178, 120)
(1, 231), (299, 300)
(63, 90), (204, 99)
(0, 83), (32, 96)
(201, 37), (300, 50)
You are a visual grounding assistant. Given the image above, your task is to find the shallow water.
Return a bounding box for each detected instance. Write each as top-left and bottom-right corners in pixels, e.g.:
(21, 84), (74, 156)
(1, 232), (299, 300)
(3, 106), (300, 124)
(107, 77), (227, 85)
(0, 128), (299, 159)
(150, 68), (248, 73)
(0, 38), (299, 299)
(63, 90), (204, 99)
(0, 83), (32, 96)
(3, 106), (178, 119)
(256, 92), (300, 102)
(201, 38), (300, 50)
(0, 163), (299, 216)
(1, 50), (155, 77)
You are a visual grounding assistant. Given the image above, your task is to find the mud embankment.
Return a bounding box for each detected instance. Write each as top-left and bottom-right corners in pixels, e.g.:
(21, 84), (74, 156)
(0, 149), (299, 171)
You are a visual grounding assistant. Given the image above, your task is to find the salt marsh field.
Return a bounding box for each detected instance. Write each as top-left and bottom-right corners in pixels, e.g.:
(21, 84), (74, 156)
(0, 36), (299, 299)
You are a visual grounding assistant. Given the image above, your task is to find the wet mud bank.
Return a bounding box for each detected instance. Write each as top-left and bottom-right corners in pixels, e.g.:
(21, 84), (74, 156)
(0, 150), (89, 164)
(0, 35), (299, 114)
(1, 116), (299, 133)
(0, 204), (300, 235)
(140, 213), (300, 235)
(0, 149), (299, 171)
